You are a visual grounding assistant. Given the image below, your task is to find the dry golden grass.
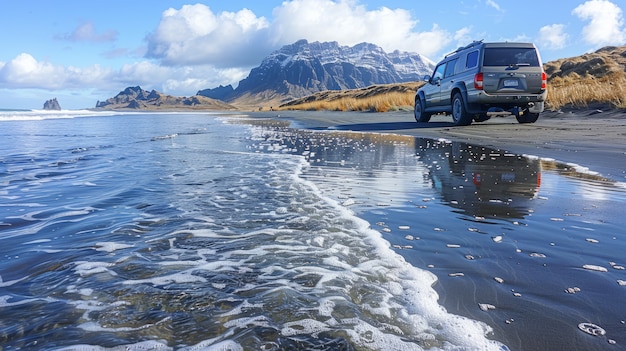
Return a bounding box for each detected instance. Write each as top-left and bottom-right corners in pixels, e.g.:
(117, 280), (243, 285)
(279, 82), (421, 112)
(280, 74), (626, 112)
(546, 71), (626, 110)
(280, 91), (415, 112)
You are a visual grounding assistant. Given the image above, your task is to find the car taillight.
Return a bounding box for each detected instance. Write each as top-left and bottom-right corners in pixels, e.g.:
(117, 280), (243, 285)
(541, 71), (547, 89)
(473, 173), (481, 187)
(474, 73), (484, 90)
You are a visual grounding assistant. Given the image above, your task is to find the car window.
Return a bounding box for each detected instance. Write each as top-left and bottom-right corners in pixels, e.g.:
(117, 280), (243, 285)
(466, 51), (478, 69)
(444, 58), (458, 78)
(432, 63), (446, 81)
(483, 48), (540, 67)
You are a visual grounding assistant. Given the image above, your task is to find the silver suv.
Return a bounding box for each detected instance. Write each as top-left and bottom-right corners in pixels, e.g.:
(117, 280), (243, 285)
(414, 41), (547, 126)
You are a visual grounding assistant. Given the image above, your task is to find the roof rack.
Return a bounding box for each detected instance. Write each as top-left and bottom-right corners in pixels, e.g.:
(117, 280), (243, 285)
(445, 40), (484, 58)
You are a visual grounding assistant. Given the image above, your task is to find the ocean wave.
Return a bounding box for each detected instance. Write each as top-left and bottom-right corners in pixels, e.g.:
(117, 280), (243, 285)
(0, 109), (158, 121)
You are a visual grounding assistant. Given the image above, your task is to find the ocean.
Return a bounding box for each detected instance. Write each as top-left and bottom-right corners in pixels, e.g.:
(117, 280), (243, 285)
(1, 110), (625, 350)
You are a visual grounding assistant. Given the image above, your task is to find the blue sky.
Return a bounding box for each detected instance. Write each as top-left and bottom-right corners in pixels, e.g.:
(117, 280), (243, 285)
(1, 0), (625, 109)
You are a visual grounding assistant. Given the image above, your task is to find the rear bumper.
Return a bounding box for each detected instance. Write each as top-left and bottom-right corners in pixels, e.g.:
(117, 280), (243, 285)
(466, 90), (547, 113)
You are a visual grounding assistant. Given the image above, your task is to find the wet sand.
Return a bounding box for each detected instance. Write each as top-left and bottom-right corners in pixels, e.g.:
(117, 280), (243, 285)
(242, 108), (626, 350)
(259, 109), (626, 182)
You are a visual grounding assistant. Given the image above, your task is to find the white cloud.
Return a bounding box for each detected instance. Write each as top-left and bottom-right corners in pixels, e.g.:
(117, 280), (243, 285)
(538, 24), (568, 49)
(116, 61), (248, 96)
(0, 53), (248, 100)
(0, 53), (76, 89)
(453, 27), (474, 49)
(269, 0), (452, 55)
(146, 4), (270, 67)
(60, 22), (118, 42)
(485, 0), (502, 12)
(572, 0), (626, 46)
(146, 0), (453, 67)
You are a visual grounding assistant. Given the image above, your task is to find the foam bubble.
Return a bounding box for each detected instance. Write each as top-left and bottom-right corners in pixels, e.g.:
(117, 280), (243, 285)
(479, 303), (496, 311)
(281, 318), (330, 337)
(23, 239), (52, 244)
(123, 271), (208, 287)
(73, 261), (117, 277)
(0, 275), (27, 287)
(53, 340), (173, 351)
(582, 264), (608, 272)
(578, 322), (606, 336)
(181, 340), (243, 351)
(94, 242), (134, 252)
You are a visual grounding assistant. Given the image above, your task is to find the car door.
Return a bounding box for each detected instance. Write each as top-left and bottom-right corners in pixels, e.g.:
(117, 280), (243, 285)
(440, 58), (458, 108)
(424, 63), (447, 108)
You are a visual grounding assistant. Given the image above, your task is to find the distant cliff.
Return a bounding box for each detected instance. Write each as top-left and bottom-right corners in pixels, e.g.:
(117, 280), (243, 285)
(43, 98), (61, 110)
(197, 39), (434, 107)
(95, 86), (236, 110)
(197, 85), (235, 102)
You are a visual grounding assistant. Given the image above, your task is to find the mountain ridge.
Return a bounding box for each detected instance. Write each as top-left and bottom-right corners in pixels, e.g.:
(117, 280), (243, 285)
(197, 39), (434, 108)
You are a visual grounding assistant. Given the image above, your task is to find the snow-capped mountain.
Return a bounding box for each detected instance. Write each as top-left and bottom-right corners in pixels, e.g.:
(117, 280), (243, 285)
(197, 39), (434, 104)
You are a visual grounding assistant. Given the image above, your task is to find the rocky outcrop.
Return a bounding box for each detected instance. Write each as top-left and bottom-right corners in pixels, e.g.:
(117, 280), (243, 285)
(96, 86), (153, 107)
(95, 86), (236, 110)
(197, 39), (434, 106)
(43, 98), (61, 110)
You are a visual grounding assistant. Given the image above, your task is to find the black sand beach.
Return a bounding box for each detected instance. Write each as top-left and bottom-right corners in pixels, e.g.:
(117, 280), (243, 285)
(243, 109), (626, 350)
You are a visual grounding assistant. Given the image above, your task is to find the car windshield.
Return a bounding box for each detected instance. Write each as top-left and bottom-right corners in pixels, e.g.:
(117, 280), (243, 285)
(483, 48), (540, 67)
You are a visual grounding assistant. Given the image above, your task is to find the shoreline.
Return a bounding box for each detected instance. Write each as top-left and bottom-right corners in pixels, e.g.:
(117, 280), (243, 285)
(241, 108), (626, 350)
(244, 109), (626, 182)
(3, 110), (624, 350)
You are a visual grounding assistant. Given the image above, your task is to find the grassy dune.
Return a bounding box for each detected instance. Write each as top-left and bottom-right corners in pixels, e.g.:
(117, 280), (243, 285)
(279, 82), (421, 112)
(278, 45), (626, 112)
(547, 71), (626, 109)
(544, 46), (626, 109)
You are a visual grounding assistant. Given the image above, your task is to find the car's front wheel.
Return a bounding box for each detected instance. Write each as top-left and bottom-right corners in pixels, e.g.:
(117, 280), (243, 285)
(414, 96), (431, 123)
(451, 93), (472, 126)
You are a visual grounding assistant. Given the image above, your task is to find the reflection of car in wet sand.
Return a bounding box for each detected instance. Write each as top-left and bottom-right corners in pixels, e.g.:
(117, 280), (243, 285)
(415, 139), (541, 218)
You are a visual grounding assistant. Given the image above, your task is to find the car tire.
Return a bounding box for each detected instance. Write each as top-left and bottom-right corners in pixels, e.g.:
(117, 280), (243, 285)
(451, 93), (472, 126)
(414, 96), (431, 123)
(516, 111), (540, 124)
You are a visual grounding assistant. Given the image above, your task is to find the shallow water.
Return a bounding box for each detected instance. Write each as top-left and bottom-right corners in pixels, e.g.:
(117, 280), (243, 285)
(0, 111), (624, 350)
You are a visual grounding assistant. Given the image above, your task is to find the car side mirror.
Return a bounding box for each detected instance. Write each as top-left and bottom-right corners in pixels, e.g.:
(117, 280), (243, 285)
(423, 75), (431, 82)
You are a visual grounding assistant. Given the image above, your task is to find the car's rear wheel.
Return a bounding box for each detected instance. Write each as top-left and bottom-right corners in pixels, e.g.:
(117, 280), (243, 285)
(414, 96), (431, 123)
(451, 93), (472, 126)
(515, 110), (540, 124)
